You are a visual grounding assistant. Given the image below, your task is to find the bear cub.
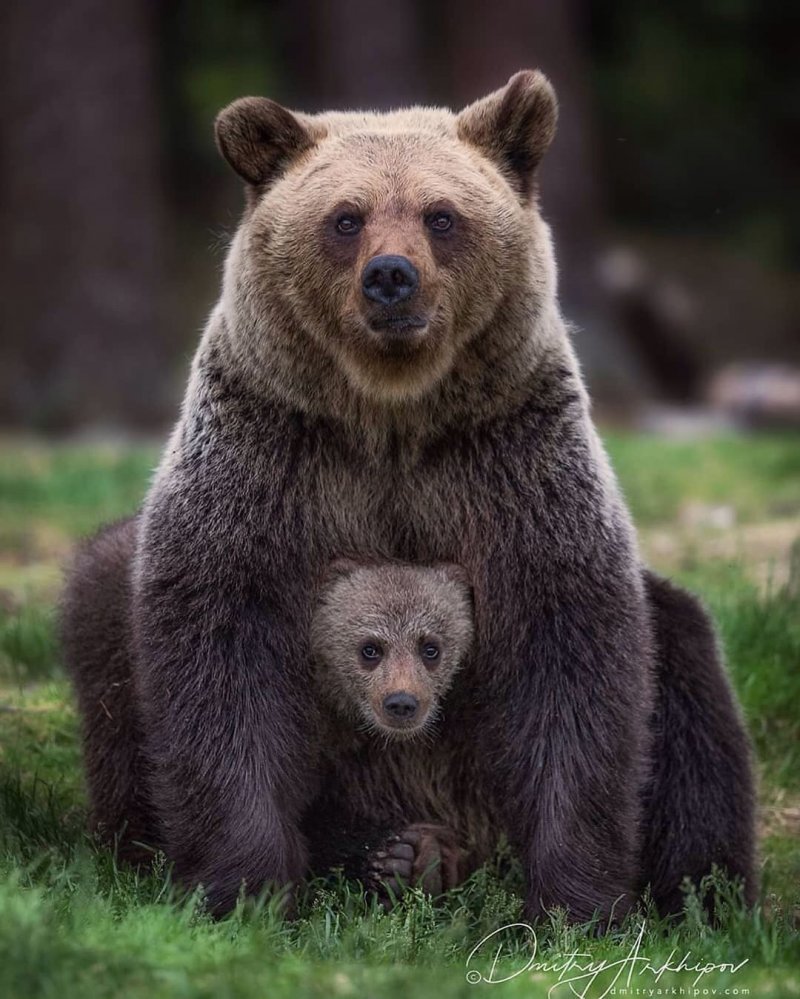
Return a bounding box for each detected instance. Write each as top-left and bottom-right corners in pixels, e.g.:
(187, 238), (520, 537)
(310, 559), (474, 899)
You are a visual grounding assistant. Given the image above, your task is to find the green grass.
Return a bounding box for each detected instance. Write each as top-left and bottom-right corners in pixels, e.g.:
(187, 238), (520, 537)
(714, 579), (800, 788)
(0, 441), (158, 554)
(605, 431), (800, 524)
(1, 433), (799, 998)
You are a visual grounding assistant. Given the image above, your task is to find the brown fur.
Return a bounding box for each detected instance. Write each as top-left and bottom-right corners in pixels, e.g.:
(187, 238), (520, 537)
(62, 71), (757, 921)
(61, 518), (155, 861)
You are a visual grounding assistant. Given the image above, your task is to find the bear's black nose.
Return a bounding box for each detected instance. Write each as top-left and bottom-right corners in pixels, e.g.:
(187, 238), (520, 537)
(383, 691), (419, 720)
(362, 254), (419, 306)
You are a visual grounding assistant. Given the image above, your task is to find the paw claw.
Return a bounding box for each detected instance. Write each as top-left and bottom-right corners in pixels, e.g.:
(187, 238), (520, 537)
(365, 822), (465, 903)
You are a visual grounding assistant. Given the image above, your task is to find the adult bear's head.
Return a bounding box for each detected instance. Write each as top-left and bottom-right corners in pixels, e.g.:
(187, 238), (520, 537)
(215, 72), (558, 405)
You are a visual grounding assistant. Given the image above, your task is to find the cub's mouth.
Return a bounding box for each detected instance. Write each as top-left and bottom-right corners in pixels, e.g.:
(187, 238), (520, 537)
(373, 716), (432, 739)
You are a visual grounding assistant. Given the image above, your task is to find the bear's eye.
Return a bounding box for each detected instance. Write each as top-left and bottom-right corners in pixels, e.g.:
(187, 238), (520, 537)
(360, 642), (383, 664)
(426, 212), (453, 234)
(335, 214), (362, 236)
(421, 642), (440, 662)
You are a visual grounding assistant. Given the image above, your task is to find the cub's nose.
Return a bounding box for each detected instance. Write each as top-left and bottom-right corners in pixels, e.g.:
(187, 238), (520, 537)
(362, 254), (419, 306)
(383, 691), (419, 720)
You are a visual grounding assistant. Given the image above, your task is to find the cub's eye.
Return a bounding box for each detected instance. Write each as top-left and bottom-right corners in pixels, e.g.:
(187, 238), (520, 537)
(427, 211), (453, 233)
(360, 642), (383, 664)
(335, 214), (362, 235)
(421, 642), (440, 662)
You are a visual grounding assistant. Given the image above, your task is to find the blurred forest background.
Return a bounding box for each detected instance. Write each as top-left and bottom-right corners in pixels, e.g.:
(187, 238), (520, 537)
(1, 0), (798, 431)
(1, 5), (800, 994)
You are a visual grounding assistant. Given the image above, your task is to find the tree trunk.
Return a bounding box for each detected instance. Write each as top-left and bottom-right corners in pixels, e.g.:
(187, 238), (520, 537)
(0, 0), (169, 430)
(284, 0), (425, 110)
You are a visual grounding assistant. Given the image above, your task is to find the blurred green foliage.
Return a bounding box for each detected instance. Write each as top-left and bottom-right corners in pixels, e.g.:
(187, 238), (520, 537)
(590, 1), (798, 265)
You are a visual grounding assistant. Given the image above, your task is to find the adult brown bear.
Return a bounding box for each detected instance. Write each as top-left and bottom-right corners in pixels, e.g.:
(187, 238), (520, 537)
(62, 71), (757, 922)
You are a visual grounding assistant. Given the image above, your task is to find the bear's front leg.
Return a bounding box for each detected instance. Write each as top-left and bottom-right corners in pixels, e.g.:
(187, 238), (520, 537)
(134, 491), (316, 914)
(480, 555), (654, 927)
(135, 595), (314, 912)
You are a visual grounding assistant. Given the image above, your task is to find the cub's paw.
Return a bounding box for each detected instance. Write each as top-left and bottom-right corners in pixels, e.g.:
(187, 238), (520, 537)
(366, 822), (464, 907)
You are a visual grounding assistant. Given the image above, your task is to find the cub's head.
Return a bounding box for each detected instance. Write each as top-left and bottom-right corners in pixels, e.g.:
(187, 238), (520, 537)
(216, 71), (557, 404)
(310, 561), (474, 739)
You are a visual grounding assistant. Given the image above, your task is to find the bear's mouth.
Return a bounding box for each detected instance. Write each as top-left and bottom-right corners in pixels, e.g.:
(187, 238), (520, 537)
(368, 315), (429, 336)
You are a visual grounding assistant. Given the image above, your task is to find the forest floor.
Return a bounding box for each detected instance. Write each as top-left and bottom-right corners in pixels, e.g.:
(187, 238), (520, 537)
(0, 433), (798, 999)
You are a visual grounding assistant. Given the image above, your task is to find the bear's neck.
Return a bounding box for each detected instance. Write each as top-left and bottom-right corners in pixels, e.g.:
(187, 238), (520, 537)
(197, 299), (585, 453)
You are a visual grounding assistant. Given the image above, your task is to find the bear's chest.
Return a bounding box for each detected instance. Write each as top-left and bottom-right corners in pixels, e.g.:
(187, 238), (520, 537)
(306, 434), (496, 563)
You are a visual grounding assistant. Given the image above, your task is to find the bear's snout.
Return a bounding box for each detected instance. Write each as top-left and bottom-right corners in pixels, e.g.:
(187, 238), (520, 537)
(362, 254), (419, 309)
(382, 691), (419, 723)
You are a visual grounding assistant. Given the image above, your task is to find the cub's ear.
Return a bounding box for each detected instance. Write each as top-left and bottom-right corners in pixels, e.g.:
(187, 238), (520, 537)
(215, 97), (319, 187)
(317, 558), (362, 590)
(433, 563), (473, 598)
(456, 69), (557, 201)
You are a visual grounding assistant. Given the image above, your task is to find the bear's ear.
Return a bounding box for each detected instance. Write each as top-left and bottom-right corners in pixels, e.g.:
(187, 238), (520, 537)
(456, 70), (557, 201)
(215, 97), (319, 187)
